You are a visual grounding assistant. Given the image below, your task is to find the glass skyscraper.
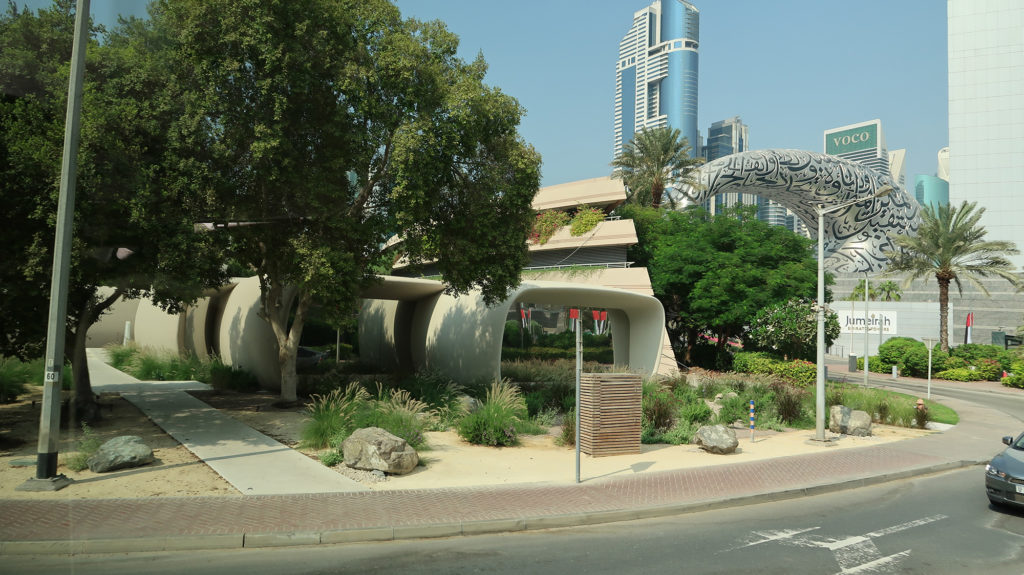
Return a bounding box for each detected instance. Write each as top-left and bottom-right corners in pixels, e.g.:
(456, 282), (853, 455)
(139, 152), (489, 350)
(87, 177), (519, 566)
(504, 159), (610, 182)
(823, 119), (890, 176)
(702, 116), (750, 215)
(613, 0), (700, 160)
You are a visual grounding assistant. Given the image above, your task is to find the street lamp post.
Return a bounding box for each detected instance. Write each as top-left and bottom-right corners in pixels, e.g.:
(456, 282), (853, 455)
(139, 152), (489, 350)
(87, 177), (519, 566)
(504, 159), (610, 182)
(814, 186), (892, 442)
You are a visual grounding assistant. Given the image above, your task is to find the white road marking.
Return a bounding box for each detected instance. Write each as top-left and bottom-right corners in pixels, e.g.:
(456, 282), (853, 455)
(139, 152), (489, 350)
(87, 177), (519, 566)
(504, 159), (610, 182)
(731, 515), (948, 574)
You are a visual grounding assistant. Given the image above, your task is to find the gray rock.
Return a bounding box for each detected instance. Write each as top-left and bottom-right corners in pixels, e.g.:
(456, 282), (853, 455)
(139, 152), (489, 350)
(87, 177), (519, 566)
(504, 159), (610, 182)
(457, 395), (481, 414)
(829, 405), (873, 436)
(86, 436), (154, 473)
(694, 424), (739, 454)
(342, 427), (418, 475)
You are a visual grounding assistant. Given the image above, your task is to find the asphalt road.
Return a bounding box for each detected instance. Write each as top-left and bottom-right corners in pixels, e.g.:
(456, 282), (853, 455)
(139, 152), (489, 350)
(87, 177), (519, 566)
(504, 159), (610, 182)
(10, 467), (1024, 575)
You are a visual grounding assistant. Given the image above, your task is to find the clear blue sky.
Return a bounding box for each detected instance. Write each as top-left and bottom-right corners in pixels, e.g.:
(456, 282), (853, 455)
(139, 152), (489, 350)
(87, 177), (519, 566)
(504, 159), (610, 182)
(21, 0), (949, 188)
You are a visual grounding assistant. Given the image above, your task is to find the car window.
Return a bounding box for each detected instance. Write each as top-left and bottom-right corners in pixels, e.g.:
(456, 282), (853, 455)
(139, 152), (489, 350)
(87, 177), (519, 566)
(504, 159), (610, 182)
(1015, 433), (1024, 449)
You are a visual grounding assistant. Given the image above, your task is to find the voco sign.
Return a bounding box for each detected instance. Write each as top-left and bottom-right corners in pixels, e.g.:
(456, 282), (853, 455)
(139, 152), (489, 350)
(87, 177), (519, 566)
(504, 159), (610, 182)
(825, 124), (877, 155)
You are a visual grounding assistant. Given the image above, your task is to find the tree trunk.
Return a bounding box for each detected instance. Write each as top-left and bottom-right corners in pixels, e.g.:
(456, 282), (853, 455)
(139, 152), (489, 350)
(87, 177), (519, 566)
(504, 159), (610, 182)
(67, 288), (124, 425)
(684, 326), (697, 364)
(70, 324), (100, 425)
(264, 279), (310, 405)
(938, 275), (951, 352)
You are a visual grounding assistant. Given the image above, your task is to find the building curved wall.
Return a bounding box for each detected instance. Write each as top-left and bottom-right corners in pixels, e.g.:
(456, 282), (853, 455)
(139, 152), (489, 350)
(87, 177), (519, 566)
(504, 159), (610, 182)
(133, 299), (184, 356)
(216, 276), (290, 390)
(358, 278), (666, 384)
(682, 149), (921, 273)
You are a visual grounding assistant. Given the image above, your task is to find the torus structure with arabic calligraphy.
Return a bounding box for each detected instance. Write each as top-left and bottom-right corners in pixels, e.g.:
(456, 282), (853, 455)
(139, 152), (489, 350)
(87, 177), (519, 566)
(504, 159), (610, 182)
(679, 149), (921, 273)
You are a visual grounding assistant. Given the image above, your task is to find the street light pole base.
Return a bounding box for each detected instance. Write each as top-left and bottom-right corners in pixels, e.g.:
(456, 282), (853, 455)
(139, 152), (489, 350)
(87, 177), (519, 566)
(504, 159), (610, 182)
(16, 475), (73, 492)
(805, 437), (839, 446)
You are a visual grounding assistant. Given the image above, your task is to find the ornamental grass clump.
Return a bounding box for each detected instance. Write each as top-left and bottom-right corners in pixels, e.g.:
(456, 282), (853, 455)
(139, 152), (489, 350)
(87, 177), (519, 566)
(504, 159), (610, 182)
(300, 382), (368, 449)
(457, 379), (526, 446)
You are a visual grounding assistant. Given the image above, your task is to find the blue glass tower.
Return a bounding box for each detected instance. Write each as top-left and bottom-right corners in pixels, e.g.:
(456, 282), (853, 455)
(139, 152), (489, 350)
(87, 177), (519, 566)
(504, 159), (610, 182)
(613, 1), (700, 160)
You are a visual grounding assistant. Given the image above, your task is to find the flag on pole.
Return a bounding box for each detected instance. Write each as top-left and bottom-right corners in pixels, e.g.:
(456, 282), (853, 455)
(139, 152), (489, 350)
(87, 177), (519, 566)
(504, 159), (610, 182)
(965, 312), (974, 344)
(600, 310), (607, 335)
(569, 308), (580, 332)
(592, 310), (600, 334)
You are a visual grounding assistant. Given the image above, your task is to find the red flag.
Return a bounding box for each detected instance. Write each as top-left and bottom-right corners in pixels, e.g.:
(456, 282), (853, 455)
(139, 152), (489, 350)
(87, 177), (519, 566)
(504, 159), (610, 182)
(966, 312), (974, 344)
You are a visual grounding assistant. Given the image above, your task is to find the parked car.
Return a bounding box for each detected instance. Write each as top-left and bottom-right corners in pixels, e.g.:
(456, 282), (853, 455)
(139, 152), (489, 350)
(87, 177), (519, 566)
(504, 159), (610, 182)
(985, 431), (1024, 508)
(296, 346), (329, 371)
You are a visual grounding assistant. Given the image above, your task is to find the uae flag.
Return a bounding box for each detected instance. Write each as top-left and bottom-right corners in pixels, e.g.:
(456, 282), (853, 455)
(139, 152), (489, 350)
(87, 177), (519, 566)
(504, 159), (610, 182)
(965, 312), (974, 344)
(569, 308), (580, 332)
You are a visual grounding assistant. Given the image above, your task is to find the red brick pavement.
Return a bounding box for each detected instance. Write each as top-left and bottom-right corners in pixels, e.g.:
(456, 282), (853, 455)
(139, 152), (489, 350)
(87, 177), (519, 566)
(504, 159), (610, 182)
(0, 443), (947, 543)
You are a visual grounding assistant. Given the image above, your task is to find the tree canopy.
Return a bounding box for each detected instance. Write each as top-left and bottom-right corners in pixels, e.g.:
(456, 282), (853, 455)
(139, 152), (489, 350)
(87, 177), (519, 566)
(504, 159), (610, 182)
(645, 205), (824, 363)
(885, 200), (1021, 351)
(1, 1), (226, 420)
(746, 298), (840, 361)
(161, 0), (541, 402)
(610, 126), (703, 210)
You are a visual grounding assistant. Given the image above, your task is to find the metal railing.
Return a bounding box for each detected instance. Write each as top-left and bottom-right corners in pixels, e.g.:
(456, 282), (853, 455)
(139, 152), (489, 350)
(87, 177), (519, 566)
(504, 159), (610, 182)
(522, 261), (634, 271)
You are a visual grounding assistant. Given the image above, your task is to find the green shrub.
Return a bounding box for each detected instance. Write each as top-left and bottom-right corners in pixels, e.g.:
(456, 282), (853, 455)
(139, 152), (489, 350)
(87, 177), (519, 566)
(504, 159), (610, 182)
(531, 210), (571, 244)
(457, 380), (525, 446)
(1002, 372), (1024, 389)
(770, 382), (806, 423)
(973, 358), (1002, 381)
(901, 346), (942, 378)
(569, 206), (605, 236)
(0, 357), (31, 402)
(942, 355), (969, 370)
(731, 351), (779, 375)
(501, 346), (614, 363)
(934, 367), (984, 382)
(661, 420), (698, 445)
(557, 408), (576, 447)
(677, 399), (713, 425)
(642, 380), (677, 432)
(106, 344), (140, 371)
(65, 423), (103, 472)
(949, 343), (1003, 365)
(715, 394), (752, 426)
(319, 450), (344, 467)
(877, 337), (923, 365)
(769, 360), (816, 387)
(209, 362), (260, 392)
(876, 400), (891, 424)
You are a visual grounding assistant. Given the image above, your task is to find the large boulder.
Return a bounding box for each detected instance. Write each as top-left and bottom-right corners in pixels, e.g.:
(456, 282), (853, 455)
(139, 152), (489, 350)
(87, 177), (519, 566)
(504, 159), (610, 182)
(342, 427), (418, 475)
(694, 424), (739, 454)
(87, 436), (154, 473)
(829, 405), (873, 437)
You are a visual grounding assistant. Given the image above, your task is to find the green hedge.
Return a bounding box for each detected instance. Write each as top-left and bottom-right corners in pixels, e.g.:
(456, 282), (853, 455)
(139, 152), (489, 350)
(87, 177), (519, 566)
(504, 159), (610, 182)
(731, 351), (815, 386)
(501, 346), (614, 364)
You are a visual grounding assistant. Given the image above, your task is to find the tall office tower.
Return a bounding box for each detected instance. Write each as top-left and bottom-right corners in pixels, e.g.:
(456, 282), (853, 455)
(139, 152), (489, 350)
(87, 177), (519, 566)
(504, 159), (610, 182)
(702, 116), (749, 214)
(823, 119), (889, 176)
(948, 0), (1024, 268)
(613, 1), (700, 162)
(888, 149), (906, 187)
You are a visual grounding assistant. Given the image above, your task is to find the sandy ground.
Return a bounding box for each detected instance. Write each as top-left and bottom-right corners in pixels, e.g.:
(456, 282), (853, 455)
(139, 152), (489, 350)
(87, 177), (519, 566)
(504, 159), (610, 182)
(0, 386), (934, 499)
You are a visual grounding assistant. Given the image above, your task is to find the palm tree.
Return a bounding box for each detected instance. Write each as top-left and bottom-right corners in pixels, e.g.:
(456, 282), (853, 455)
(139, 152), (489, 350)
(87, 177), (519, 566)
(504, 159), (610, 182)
(611, 127), (703, 209)
(875, 280), (902, 301)
(885, 201), (1021, 351)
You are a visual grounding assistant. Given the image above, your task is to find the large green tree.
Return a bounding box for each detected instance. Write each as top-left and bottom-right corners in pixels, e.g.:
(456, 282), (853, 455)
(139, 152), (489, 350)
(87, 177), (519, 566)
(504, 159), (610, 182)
(0, 2), (226, 421)
(647, 205), (822, 363)
(885, 201), (1021, 352)
(162, 0), (540, 403)
(610, 126), (703, 210)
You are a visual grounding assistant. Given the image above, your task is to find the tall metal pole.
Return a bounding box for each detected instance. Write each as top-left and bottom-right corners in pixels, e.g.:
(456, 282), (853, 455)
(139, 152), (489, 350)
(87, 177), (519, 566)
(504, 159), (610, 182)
(814, 209), (826, 441)
(863, 274), (870, 388)
(574, 310), (582, 483)
(29, 0), (90, 489)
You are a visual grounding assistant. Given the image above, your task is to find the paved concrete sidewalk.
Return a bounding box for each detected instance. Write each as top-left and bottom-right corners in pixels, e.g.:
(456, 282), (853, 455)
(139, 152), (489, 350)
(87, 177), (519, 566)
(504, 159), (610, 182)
(87, 349), (365, 495)
(1, 356), (1020, 555)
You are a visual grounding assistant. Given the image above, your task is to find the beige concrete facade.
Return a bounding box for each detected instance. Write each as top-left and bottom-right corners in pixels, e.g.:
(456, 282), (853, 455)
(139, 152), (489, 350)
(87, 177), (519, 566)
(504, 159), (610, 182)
(359, 278), (666, 383)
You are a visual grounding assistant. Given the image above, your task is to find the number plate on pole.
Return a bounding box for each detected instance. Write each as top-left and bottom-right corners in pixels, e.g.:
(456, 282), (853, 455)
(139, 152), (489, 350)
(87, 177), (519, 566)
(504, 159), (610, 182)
(44, 371), (59, 383)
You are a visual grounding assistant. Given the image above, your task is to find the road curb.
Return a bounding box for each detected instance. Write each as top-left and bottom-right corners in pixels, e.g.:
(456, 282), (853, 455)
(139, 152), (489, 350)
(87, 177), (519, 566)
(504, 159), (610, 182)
(0, 460), (983, 556)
